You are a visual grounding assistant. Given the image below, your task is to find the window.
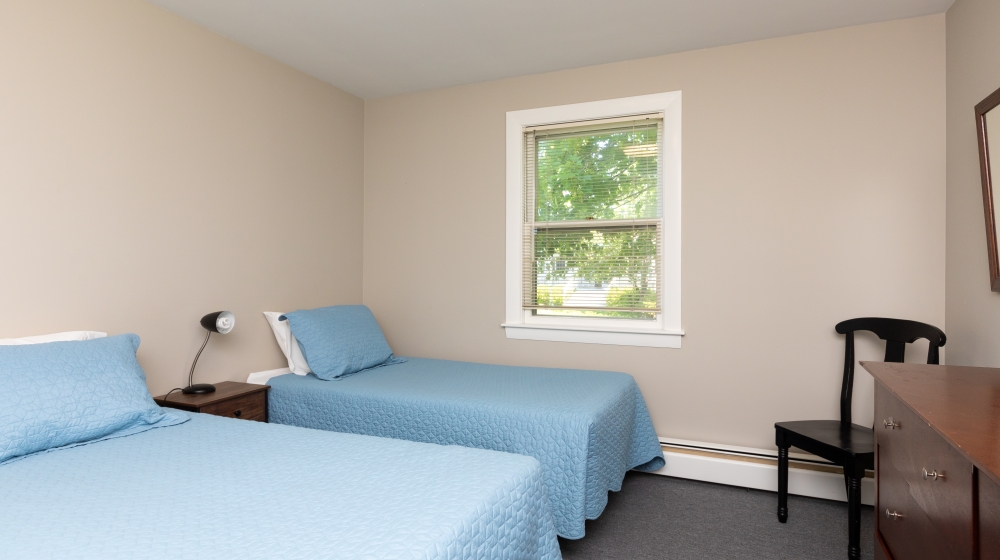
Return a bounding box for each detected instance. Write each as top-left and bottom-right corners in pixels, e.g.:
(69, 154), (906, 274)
(504, 93), (682, 347)
(525, 116), (662, 320)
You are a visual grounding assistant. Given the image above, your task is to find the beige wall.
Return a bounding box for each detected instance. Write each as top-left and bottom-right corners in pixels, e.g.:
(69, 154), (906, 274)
(945, 0), (1000, 367)
(0, 0), (364, 395)
(364, 16), (947, 450)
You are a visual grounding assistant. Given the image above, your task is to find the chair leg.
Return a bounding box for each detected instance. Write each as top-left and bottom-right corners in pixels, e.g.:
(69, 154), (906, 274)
(847, 475), (861, 560)
(777, 445), (789, 523)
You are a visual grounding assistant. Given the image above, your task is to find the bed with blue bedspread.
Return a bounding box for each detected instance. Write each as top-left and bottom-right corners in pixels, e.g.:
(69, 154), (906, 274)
(266, 357), (665, 539)
(0, 411), (562, 559)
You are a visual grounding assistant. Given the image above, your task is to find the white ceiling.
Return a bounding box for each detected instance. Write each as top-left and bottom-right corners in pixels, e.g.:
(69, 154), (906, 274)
(146, 0), (954, 99)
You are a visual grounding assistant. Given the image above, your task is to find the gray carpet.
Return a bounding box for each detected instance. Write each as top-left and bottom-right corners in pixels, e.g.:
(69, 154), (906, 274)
(559, 472), (874, 560)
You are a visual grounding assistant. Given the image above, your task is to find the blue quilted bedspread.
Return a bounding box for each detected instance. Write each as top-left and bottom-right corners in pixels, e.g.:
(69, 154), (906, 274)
(267, 357), (665, 539)
(0, 412), (561, 560)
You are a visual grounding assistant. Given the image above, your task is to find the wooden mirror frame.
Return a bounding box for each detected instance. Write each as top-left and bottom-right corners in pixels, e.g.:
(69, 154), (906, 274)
(976, 86), (1000, 292)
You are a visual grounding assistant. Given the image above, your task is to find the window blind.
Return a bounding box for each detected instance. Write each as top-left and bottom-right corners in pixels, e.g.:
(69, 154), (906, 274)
(523, 115), (663, 320)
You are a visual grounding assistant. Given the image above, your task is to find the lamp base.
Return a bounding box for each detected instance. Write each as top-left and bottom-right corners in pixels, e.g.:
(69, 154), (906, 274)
(182, 383), (216, 395)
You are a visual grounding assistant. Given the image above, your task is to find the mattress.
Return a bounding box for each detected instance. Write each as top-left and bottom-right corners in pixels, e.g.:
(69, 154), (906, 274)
(0, 412), (561, 560)
(266, 357), (665, 539)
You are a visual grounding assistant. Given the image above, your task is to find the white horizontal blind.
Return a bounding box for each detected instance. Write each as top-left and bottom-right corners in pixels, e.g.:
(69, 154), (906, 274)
(523, 115), (663, 319)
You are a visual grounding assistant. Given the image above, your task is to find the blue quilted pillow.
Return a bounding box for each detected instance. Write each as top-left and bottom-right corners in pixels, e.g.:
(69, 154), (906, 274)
(281, 305), (405, 380)
(0, 334), (187, 464)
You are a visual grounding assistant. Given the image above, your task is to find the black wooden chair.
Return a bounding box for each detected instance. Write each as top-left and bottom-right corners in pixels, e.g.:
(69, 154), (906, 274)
(775, 317), (946, 560)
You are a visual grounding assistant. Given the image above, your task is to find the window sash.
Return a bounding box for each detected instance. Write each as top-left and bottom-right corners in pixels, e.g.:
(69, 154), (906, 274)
(523, 223), (662, 313)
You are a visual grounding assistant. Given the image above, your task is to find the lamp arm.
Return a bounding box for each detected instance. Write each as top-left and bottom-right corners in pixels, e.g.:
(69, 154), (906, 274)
(187, 330), (212, 389)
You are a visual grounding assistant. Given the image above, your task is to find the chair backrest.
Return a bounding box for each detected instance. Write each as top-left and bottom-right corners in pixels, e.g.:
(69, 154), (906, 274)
(834, 317), (946, 428)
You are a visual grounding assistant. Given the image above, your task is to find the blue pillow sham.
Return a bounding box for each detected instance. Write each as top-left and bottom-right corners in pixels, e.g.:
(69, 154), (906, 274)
(0, 334), (187, 464)
(280, 305), (404, 380)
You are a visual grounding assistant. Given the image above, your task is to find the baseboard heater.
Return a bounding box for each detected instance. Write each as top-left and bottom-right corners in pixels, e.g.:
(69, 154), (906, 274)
(649, 438), (874, 506)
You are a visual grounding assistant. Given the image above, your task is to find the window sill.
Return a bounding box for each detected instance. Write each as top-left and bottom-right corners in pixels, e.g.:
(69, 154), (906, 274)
(501, 323), (684, 348)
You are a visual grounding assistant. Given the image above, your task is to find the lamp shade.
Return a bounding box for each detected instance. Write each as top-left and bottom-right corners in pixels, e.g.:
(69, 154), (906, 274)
(200, 311), (235, 334)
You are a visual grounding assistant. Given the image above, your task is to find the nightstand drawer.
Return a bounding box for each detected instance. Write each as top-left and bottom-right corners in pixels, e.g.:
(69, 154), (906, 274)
(200, 392), (266, 421)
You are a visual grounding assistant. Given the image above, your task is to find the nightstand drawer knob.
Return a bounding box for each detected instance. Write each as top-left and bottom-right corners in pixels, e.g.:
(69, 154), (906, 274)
(234, 410), (242, 418)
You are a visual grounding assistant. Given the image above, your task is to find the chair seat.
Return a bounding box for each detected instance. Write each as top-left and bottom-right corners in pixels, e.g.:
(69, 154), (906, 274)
(775, 420), (874, 464)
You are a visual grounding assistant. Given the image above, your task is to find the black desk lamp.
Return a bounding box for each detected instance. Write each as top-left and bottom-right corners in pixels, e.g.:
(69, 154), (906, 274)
(182, 311), (235, 395)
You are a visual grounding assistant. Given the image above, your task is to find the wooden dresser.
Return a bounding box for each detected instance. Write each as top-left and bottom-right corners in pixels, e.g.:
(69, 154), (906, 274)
(862, 362), (1000, 560)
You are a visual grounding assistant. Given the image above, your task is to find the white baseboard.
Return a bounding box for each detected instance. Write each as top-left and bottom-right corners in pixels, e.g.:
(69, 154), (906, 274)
(650, 439), (874, 506)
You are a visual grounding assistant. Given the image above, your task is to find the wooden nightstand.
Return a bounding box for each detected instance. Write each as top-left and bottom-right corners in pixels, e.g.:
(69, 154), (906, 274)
(154, 381), (270, 422)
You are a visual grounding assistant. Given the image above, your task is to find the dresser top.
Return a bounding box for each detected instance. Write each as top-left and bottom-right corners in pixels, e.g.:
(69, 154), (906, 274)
(862, 361), (1000, 485)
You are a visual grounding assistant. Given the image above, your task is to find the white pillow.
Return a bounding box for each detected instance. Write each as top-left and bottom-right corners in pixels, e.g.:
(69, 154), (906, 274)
(0, 331), (107, 346)
(263, 312), (310, 375)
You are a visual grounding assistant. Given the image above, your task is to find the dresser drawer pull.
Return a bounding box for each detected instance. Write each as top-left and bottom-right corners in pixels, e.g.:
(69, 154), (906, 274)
(234, 410), (242, 418)
(885, 509), (904, 521)
(883, 417), (900, 429)
(922, 468), (944, 481)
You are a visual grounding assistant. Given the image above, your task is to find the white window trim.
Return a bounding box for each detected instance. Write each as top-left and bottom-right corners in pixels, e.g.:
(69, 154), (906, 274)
(503, 92), (683, 348)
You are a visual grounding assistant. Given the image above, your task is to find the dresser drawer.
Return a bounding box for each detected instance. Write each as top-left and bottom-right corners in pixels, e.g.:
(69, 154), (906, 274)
(876, 388), (974, 560)
(982, 471), (1000, 560)
(878, 459), (946, 560)
(200, 392), (267, 422)
(875, 533), (892, 560)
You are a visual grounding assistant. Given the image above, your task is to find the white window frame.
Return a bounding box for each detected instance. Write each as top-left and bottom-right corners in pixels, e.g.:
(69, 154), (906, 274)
(503, 92), (683, 348)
